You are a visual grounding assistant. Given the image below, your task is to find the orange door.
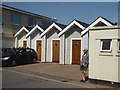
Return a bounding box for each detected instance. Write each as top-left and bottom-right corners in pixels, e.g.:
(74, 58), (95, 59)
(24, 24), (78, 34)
(72, 40), (81, 64)
(52, 40), (60, 62)
(36, 41), (42, 61)
(23, 41), (27, 48)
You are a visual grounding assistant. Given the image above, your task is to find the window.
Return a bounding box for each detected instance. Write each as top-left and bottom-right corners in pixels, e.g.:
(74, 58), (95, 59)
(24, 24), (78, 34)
(28, 17), (36, 26)
(100, 39), (112, 52)
(10, 13), (21, 25)
(42, 20), (52, 26)
(118, 39), (120, 52)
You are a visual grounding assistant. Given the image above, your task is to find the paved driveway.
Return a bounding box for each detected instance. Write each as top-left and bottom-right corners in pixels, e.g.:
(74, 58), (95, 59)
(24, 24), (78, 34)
(2, 62), (117, 88)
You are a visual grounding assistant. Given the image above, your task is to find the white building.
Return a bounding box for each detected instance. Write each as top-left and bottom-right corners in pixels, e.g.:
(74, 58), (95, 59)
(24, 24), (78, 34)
(89, 26), (120, 83)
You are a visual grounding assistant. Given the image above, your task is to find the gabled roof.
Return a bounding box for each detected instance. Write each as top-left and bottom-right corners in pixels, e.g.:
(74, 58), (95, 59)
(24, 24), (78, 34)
(38, 24), (50, 30)
(74, 20), (89, 28)
(40, 22), (66, 37)
(14, 26), (29, 37)
(24, 26), (33, 31)
(58, 20), (89, 36)
(81, 16), (115, 36)
(55, 22), (67, 29)
(26, 25), (44, 37)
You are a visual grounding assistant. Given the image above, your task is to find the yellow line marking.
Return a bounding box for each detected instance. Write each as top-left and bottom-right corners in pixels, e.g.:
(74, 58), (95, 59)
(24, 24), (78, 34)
(3, 69), (90, 88)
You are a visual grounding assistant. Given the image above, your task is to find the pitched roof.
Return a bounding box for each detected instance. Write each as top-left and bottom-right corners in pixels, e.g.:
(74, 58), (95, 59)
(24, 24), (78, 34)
(58, 20), (89, 36)
(99, 16), (115, 25)
(55, 22), (67, 29)
(26, 25), (44, 37)
(14, 26), (29, 37)
(1, 4), (56, 22)
(24, 26), (33, 31)
(74, 20), (89, 28)
(81, 16), (115, 36)
(40, 22), (66, 37)
(38, 24), (49, 30)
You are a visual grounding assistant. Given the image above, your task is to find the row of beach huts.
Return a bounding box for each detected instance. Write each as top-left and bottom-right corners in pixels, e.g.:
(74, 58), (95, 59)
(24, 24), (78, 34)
(14, 16), (115, 65)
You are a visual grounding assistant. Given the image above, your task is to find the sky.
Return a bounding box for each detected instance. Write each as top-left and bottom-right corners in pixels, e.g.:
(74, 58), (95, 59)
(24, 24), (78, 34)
(3, 2), (118, 25)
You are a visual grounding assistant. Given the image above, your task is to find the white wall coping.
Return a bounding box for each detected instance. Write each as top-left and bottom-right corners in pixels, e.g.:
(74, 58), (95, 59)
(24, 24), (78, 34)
(89, 25), (120, 31)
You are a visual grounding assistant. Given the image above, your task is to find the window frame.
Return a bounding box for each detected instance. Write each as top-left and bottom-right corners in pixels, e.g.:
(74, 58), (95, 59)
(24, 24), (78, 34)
(118, 39), (120, 52)
(28, 17), (36, 27)
(100, 39), (112, 52)
(10, 13), (21, 25)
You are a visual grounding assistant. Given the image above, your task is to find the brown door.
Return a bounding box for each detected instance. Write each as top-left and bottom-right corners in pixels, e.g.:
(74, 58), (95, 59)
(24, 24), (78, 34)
(23, 41), (27, 48)
(36, 41), (42, 61)
(52, 40), (60, 62)
(72, 40), (81, 64)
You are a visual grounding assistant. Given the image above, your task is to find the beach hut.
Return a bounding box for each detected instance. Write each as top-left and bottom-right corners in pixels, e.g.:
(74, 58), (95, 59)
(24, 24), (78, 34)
(58, 20), (89, 64)
(40, 22), (66, 63)
(14, 26), (31, 48)
(26, 25), (48, 61)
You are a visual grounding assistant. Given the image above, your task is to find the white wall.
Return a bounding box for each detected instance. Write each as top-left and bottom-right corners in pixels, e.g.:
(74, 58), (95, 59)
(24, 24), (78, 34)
(60, 34), (65, 64)
(27, 36), (31, 48)
(41, 35), (46, 62)
(89, 26), (120, 83)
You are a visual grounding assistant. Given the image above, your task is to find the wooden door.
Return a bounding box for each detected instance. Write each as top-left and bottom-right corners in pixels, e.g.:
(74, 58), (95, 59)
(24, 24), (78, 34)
(36, 41), (42, 61)
(52, 40), (60, 62)
(72, 40), (81, 64)
(23, 41), (27, 48)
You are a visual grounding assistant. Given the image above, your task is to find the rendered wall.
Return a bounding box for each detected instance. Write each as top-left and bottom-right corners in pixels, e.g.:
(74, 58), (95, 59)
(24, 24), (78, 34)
(89, 27), (120, 82)
(2, 37), (14, 48)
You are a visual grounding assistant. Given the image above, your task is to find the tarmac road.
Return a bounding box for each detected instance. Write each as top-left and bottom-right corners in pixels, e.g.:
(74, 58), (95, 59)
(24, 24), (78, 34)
(2, 63), (116, 88)
(2, 68), (84, 88)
